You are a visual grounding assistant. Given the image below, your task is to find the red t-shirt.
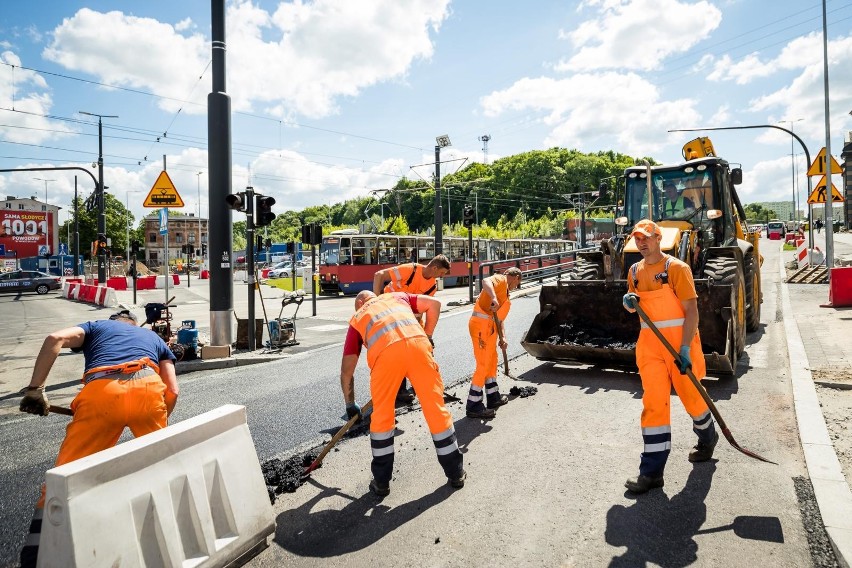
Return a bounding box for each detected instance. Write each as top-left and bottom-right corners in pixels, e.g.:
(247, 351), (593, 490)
(342, 293), (421, 356)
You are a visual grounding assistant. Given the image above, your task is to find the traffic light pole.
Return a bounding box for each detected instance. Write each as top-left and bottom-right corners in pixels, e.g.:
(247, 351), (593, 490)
(246, 187), (257, 351)
(467, 225), (474, 303)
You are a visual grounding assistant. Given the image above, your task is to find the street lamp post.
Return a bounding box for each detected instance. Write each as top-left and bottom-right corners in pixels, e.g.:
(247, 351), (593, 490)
(79, 111), (119, 283)
(196, 171), (203, 267)
(434, 135), (451, 254)
(779, 119), (803, 222)
(33, 177), (55, 257)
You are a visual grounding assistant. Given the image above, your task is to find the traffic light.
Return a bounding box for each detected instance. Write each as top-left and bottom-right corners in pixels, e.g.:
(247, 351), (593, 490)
(285, 242), (294, 255)
(131, 240), (140, 254)
(256, 235), (263, 252)
(225, 191), (247, 211)
(265, 238), (272, 249)
(96, 234), (108, 255)
(256, 195), (276, 227)
(463, 204), (475, 228)
(302, 223), (323, 245)
(201, 243), (207, 256)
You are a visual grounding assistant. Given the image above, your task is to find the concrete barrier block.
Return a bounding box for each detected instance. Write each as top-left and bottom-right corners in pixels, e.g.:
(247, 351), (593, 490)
(38, 405), (274, 568)
(201, 345), (231, 360)
(101, 287), (118, 308)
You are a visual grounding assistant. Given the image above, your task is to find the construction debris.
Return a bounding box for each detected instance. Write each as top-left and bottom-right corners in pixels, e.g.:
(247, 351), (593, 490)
(509, 385), (538, 398)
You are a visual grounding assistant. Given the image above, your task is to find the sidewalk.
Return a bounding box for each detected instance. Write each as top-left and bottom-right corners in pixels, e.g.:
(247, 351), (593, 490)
(783, 230), (852, 566)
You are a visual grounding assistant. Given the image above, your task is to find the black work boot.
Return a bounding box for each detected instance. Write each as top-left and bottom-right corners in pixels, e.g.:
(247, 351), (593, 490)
(689, 429), (719, 462)
(465, 403), (496, 419)
(487, 393), (509, 409)
(624, 475), (664, 494)
(370, 478), (390, 497)
(448, 470), (467, 489)
(396, 380), (415, 404)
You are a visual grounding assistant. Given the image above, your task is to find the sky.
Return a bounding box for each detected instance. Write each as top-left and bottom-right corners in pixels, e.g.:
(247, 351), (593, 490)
(1, 0), (851, 230)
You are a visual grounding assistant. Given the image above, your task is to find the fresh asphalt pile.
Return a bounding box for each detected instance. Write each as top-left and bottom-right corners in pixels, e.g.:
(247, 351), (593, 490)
(509, 385), (538, 398)
(544, 322), (636, 349)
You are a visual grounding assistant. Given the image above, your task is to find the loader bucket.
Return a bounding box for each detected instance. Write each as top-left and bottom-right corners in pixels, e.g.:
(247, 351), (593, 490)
(521, 278), (737, 375)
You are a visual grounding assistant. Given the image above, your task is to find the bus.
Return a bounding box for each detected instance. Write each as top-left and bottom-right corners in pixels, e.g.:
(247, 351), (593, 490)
(318, 232), (576, 295)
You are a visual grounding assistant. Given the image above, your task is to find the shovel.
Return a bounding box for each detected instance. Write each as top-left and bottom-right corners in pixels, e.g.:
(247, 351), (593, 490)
(49, 405), (74, 416)
(492, 312), (513, 378)
(303, 399), (374, 477)
(633, 302), (776, 465)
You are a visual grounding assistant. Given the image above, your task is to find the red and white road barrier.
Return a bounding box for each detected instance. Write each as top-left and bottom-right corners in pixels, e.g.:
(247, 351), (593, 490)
(796, 239), (807, 268)
(62, 282), (117, 308)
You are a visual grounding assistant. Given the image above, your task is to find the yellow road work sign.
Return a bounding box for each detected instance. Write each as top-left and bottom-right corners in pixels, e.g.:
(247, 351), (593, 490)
(806, 148), (842, 177)
(807, 177), (845, 204)
(143, 171), (185, 208)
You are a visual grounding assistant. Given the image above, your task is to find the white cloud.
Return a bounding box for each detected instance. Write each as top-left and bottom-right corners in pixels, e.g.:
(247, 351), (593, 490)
(480, 72), (702, 157)
(0, 51), (75, 144)
(557, 0), (722, 72)
(41, 1), (451, 119)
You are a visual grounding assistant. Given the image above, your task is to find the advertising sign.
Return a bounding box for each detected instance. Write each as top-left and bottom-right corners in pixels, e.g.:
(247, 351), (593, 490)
(0, 210), (53, 259)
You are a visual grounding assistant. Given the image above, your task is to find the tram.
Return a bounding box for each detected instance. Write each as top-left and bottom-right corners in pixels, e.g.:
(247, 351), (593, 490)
(318, 231), (576, 295)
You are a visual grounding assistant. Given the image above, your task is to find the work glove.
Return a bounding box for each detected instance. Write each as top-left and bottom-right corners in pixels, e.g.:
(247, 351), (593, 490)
(622, 293), (639, 310)
(677, 345), (692, 374)
(20, 387), (49, 416)
(345, 402), (362, 422)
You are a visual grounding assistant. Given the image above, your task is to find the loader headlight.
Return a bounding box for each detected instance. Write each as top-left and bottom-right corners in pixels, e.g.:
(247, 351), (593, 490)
(615, 216), (629, 226)
(707, 209), (723, 219)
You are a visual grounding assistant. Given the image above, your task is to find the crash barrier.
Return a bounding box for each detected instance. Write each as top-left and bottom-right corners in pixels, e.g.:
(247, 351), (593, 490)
(62, 282), (117, 308)
(137, 275), (157, 290)
(828, 267), (852, 308)
(106, 276), (127, 291)
(796, 239), (808, 269)
(153, 275), (181, 289)
(200, 270), (210, 279)
(38, 405), (275, 568)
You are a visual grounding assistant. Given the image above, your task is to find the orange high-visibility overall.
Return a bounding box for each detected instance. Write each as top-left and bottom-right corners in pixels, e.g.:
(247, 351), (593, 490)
(350, 295), (461, 482)
(467, 275), (511, 410)
(36, 359), (166, 508)
(383, 263), (437, 296)
(631, 256), (713, 477)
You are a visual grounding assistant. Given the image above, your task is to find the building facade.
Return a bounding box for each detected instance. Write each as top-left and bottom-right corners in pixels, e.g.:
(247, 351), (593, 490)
(753, 201), (797, 222)
(142, 212), (207, 267)
(0, 196), (61, 259)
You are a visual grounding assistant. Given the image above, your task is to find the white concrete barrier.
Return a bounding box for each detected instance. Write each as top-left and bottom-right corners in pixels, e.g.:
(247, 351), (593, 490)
(38, 405), (275, 568)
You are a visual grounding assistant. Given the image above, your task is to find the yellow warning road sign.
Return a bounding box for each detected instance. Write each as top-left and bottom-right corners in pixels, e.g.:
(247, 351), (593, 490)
(807, 176), (845, 204)
(143, 171), (184, 208)
(806, 147), (842, 177)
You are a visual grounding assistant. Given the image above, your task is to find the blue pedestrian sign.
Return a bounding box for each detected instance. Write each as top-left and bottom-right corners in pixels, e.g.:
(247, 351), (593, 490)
(38, 245), (49, 256)
(58, 243), (68, 256)
(159, 207), (168, 235)
(0, 244), (4, 255)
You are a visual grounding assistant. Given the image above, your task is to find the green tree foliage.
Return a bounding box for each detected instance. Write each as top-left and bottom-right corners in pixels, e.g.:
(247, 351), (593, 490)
(743, 203), (777, 223)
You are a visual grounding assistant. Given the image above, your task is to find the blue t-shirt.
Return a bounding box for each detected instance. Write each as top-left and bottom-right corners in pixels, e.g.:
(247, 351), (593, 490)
(74, 320), (176, 372)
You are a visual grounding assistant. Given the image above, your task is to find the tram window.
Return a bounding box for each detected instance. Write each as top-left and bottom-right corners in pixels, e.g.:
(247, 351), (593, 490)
(339, 238), (351, 265)
(351, 238), (368, 264)
(399, 238), (417, 263)
(378, 237), (398, 264)
(449, 239), (466, 262)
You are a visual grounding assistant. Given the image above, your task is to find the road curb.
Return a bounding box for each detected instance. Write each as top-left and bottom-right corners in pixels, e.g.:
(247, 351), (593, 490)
(780, 258), (852, 568)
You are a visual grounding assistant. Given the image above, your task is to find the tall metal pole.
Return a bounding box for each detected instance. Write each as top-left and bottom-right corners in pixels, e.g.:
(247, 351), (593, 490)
(434, 145), (443, 254)
(467, 224), (474, 303)
(245, 187), (257, 351)
(163, 156), (170, 307)
(208, 0), (234, 347)
(80, 111), (118, 282)
(821, 0), (834, 269)
(73, 177), (79, 277)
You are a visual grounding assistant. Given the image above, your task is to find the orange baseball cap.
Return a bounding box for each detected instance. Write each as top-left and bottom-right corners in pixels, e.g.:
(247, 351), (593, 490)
(632, 219), (662, 237)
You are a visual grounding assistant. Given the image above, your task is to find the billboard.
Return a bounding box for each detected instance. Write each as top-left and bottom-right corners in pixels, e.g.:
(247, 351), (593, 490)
(0, 210), (54, 259)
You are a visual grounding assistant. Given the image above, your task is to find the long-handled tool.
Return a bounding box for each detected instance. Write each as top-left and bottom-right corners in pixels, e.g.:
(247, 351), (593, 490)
(492, 312), (512, 378)
(49, 405), (73, 416)
(633, 302), (776, 465)
(303, 399), (374, 477)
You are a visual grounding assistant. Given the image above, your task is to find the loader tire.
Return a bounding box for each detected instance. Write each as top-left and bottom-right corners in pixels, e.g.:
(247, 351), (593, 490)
(566, 258), (603, 281)
(703, 257), (746, 365)
(744, 251), (761, 333)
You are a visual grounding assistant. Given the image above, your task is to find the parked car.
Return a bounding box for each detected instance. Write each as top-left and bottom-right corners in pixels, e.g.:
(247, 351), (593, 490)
(268, 264), (306, 279)
(767, 220), (786, 240)
(0, 270), (62, 295)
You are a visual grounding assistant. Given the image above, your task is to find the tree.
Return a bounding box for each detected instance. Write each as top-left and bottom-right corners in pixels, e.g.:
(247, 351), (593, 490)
(743, 203), (777, 223)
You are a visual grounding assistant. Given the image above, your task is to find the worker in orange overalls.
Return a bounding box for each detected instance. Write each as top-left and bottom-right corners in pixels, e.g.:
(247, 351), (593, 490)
(18, 309), (178, 567)
(466, 267), (522, 419)
(340, 290), (465, 497)
(372, 254), (451, 403)
(622, 220), (718, 494)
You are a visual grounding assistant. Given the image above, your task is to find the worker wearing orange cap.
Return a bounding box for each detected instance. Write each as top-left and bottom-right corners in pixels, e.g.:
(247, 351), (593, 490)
(340, 290), (465, 497)
(466, 268), (522, 419)
(373, 254), (451, 404)
(622, 219), (718, 494)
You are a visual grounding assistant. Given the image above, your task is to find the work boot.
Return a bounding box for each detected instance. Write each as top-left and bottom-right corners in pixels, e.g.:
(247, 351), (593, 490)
(448, 470), (467, 489)
(396, 381), (415, 404)
(487, 393), (509, 409)
(370, 478), (390, 497)
(466, 403), (496, 419)
(689, 429), (719, 462)
(624, 474), (664, 494)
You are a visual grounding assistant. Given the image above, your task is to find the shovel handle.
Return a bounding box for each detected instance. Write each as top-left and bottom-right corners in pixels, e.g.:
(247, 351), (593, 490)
(49, 405), (74, 416)
(633, 303), (776, 465)
(492, 312), (511, 377)
(305, 399), (374, 475)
